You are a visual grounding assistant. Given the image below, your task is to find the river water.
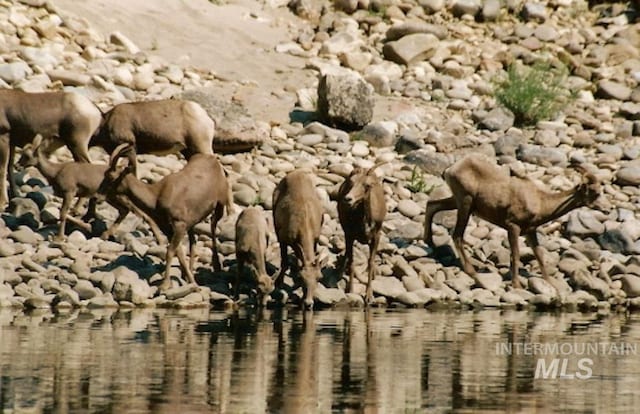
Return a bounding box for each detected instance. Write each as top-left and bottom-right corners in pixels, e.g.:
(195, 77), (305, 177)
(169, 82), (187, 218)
(0, 307), (639, 413)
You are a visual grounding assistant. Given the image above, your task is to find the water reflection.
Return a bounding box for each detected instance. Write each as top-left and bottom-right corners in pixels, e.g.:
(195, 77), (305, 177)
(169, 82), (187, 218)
(1, 308), (640, 413)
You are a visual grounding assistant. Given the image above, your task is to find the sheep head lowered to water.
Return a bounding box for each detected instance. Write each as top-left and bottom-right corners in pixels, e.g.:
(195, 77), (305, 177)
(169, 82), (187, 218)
(423, 153), (601, 289)
(336, 163), (386, 304)
(273, 169), (324, 308)
(235, 206), (275, 306)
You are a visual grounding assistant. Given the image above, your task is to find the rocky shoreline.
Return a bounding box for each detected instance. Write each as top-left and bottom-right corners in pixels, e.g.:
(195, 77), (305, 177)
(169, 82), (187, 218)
(2, 0), (640, 312)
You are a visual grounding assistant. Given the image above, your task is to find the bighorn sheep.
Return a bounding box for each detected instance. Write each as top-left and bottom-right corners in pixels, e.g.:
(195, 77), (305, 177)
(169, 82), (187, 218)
(18, 137), (164, 242)
(423, 153), (601, 288)
(235, 206), (274, 305)
(273, 170), (324, 308)
(91, 99), (215, 175)
(0, 89), (102, 209)
(100, 144), (232, 289)
(336, 164), (386, 304)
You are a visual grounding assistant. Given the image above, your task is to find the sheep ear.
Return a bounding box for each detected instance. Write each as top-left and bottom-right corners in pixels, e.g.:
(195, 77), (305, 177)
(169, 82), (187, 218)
(32, 135), (43, 149)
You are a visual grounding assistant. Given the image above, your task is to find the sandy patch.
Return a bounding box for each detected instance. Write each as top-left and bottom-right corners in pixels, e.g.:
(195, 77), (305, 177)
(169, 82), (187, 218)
(52, 0), (318, 123)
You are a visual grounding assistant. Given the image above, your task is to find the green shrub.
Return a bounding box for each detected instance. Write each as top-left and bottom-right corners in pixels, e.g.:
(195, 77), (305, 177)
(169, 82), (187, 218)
(406, 166), (436, 194)
(493, 62), (573, 126)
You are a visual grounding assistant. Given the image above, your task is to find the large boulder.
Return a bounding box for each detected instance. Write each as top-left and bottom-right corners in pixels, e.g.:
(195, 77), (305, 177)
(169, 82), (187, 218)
(317, 73), (375, 130)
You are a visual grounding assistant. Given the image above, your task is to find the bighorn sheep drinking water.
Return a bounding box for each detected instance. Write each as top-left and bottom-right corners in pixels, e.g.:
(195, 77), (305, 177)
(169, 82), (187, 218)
(100, 144), (231, 290)
(235, 206), (274, 305)
(336, 164), (386, 304)
(273, 170), (324, 308)
(91, 98), (215, 176)
(0, 89), (102, 209)
(423, 153), (601, 288)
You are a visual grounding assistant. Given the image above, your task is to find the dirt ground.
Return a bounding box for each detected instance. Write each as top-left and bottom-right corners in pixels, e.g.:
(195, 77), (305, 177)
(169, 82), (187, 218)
(52, 0), (317, 124)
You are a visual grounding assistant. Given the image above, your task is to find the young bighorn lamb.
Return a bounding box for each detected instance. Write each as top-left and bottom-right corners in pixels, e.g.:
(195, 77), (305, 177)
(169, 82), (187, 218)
(423, 153), (601, 288)
(18, 137), (164, 242)
(91, 99), (215, 176)
(235, 206), (275, 305)
(273, 170), (324, 308)
(0, 89), (102, 209)
(100, 144), (232, 289)
(336, 164), (386, 304)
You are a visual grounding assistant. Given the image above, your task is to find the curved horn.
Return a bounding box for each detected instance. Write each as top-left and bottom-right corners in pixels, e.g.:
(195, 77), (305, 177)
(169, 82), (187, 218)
(109, 143), (134, 170)
(570, 163), (599, 185)
(367, 160), (388, 175)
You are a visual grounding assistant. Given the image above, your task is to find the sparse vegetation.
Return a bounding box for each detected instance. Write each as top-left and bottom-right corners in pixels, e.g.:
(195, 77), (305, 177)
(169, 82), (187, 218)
(493, 62), (573, 126)
(252, 194), (264, 206)
(350, 131), (364, 141)
(406, 166), (436, 194)
(368, 5), (387, 18)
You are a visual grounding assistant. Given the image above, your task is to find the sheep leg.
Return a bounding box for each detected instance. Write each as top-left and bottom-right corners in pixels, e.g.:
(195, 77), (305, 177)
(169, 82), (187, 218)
(275, 242), (289, 289)
(525, 231), (550, 283)
(67, 133), (91, 163)
(365, 232), (380, 305)
(72, 197), (93, 217)
(423, 196), (457, 246)
(0, 134), (11, 208)
(188, 230), (197, 273)
(452, 195), (476, 276)
(81, 197), (98, 222)
(293, 242), (315, 307)
(210, 204), (224, 272)
(507, 223), (522, 289)
(65, 215), (92, 232)
(235, 256), (245, 300)
(127, 149), (138, 178)
(342, 234), (355, 293)
(161, 241), (176, 290)
(100, 203), (129, 240)
(3, 140), (18, 205)
(161, 226), (191, 290)
(56, 192), (75, 241)
(8, 142), (16, 200)
(176, 243), (196, 285)
(130, 204), (164, 243)
(117, 195), (164, 243)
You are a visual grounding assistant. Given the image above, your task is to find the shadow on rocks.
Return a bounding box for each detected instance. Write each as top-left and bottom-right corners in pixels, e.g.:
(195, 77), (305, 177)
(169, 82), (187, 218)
(428, 244), (460, 268)
(93, 254), (163, 281)
(289, 108), (318, 125)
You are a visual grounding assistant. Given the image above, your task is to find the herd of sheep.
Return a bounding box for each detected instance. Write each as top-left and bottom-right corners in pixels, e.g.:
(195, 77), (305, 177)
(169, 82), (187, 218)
(0, 88), (603, 307)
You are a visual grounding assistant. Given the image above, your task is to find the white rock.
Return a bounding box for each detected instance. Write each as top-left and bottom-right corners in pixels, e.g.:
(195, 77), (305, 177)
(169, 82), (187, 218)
(351, 141), (370, 157)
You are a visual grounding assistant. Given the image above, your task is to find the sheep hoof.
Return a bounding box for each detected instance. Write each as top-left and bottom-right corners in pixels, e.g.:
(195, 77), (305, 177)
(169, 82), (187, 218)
(271, 289), (288, 305)
(224, 299), (239, 311)
(346, 293), (365, 307)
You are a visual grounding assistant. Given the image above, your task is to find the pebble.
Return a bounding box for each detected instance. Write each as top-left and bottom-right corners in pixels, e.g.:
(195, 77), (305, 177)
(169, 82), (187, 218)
(397, 199), (422, 218)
